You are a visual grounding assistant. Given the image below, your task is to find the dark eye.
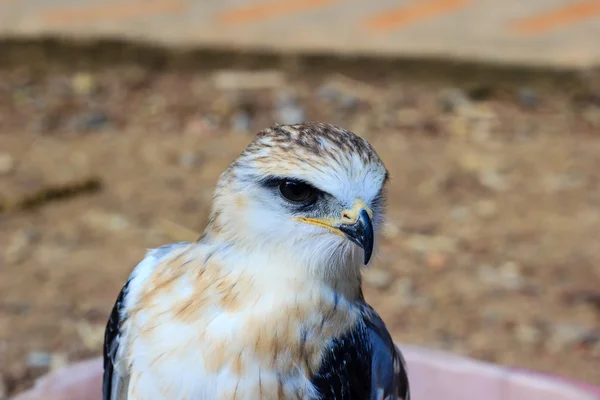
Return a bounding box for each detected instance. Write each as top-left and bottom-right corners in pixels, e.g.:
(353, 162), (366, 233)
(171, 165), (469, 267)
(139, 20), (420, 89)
(278, 181), (316, 204)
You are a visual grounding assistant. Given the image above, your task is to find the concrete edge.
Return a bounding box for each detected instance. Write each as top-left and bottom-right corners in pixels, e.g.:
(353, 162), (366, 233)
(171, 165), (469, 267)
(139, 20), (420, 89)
(0, 35), (593, 96)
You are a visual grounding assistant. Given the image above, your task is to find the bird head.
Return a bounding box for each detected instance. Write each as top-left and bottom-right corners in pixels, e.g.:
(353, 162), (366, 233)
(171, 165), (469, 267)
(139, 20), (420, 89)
(204, 122), (388, 281)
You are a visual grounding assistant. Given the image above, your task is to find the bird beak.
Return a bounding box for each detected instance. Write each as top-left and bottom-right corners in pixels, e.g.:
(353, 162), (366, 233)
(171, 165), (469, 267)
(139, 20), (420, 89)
(338, 208), (374, 265)
(294, 200), (374, 265)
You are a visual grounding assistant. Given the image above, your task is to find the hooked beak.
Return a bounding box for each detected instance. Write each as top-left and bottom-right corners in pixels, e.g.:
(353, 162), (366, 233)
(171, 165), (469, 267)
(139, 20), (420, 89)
(294, 200), (375, 265)
(338, 208), (374, 265)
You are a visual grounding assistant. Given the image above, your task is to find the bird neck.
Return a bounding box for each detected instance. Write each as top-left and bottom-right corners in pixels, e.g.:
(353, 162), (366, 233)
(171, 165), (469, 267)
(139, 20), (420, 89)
(320, 269), (363, 302)
(198, 230), (364, 303)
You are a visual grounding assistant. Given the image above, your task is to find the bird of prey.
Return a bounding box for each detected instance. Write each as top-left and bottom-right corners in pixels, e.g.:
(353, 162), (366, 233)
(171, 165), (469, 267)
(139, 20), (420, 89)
(103, 122), (410, 399)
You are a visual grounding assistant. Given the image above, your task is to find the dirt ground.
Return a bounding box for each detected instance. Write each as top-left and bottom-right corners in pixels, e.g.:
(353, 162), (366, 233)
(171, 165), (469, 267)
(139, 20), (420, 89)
(0, 46), (599, 395)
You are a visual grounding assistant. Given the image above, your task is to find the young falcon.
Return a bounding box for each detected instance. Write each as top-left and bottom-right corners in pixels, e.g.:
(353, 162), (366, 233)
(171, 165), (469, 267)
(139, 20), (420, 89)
(103, 122), (410, 400)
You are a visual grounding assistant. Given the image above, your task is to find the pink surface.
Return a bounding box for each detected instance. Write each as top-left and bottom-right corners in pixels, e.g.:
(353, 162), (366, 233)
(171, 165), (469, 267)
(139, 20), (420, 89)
(400, 344), (600, 400)
(11, 345), (600, 400)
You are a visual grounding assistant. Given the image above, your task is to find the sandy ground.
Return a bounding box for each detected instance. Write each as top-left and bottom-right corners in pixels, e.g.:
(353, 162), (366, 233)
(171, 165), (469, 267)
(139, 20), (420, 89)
(0, 55), (599, 396)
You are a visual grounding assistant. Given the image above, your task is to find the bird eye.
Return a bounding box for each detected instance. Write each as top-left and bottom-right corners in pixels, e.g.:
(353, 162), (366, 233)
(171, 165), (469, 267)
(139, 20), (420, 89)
(278, 181), (316, 204)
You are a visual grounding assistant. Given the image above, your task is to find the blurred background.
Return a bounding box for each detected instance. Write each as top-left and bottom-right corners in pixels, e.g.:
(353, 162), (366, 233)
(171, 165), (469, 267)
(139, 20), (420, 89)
(1, 0), (600, 397)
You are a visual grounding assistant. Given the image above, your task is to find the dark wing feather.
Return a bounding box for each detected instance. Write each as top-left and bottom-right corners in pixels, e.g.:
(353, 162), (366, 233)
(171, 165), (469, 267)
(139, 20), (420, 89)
(103, 280), (130, 400)
(310, 301), (410, 400)
(361, 303), (410, 400)
(311, 322), (373, 399)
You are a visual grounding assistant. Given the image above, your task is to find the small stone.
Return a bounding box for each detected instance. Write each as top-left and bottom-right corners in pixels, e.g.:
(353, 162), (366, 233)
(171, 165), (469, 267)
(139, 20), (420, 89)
(276, 91), (305, 124)
(382, 221), (401, 239)
(84, 111), (110, 131)
(478, 264), (495, 280)
(5, 230), (38, 264)
(499, 261), (521, 280)
(109, 215), (130, 231)
(450, 206), (470, 220)
(481, 308), (502, 324)
(82, 211), (129, 232)
(0, 153), (15, 175)
(363, 268), (392, 289)
(50, 353), (69, 372)
(406, 234), (458, 254)
(547, 324), (593, 353)
(417, 178), (441, 196)
(438, 88), (470, 113)
(543, 173), (584, 193)
(478, 262), (523, 290)
(67, 111), (111, 133)
(450, 104), (498, 141)
(391, 278), (415, 299)
(145, 95), (166, 117)
(184, 115), (217, 137)
(518, 87), (538, 109)
(339, 94), (359, 111)
(458, 151), (500, 173)
(478, 170), (509, 191)
(75, 321), (106, 351)
(277, 103), (305, 125)
(179, 152), (202, 169)
(426, 252), (447, 271)
(475, 200), (498, 218)
(71, 72), (95, 96)
(317, 85), (338, 102)
(212, 69), (285, 91)
(390, 278), (430, 308)
(317, 84), (360, 111)
(232, 111), (252, 133)
(469, 331), (493, 354)
(317, 76), (370, 111)
(26, 351), (52, 370)
(210, 94), (236, 118)
(515, 323), (542, 344)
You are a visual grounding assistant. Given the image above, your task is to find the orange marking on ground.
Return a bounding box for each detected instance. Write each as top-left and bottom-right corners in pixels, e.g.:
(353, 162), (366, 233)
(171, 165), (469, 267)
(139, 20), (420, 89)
(511, 1), (600, 35)
(42, 0), (186, 25)
(363, 0), (472, 32)
(217, 0), (339, 25)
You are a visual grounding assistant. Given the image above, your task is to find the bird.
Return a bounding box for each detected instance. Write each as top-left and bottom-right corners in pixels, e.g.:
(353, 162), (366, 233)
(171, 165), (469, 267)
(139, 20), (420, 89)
(103, 122), (410, 400)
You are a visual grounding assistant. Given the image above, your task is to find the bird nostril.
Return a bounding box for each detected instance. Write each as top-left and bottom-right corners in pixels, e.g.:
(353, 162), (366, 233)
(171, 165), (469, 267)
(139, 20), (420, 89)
(342, 212), (353, 223)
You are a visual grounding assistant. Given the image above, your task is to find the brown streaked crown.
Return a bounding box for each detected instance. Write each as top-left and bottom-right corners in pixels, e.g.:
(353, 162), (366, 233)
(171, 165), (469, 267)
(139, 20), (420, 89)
(230, 122), (387, 178)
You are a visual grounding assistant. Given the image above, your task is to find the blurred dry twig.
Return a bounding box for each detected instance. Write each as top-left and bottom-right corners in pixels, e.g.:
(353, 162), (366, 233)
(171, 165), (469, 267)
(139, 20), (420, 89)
(0, 177), (102, 214)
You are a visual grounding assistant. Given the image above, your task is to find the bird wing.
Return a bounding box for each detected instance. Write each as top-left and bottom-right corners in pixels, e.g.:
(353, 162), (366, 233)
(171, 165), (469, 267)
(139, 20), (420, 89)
(103, 279), (131, 400)
(360, 303), (410, 400)
(102, 243), (192, 400)
(310, 301), (410, 400)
